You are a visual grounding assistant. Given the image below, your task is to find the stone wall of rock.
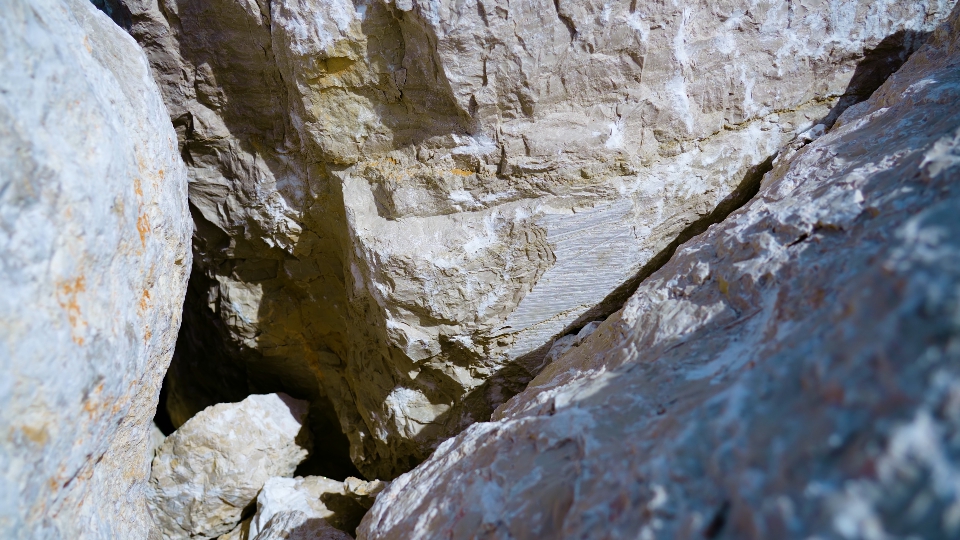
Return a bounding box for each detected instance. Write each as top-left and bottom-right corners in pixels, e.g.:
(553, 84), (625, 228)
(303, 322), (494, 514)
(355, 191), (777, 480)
(357, 5), (960, 537)
(0, 0), (191, 537)
(125, 0), (958, 479)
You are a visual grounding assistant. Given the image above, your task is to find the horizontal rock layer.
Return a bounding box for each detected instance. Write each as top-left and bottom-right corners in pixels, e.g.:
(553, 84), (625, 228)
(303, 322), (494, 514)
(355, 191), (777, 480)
(127, 0), (958, 478)
(0, 0), (191, 537)
(358, 5), (960, 538)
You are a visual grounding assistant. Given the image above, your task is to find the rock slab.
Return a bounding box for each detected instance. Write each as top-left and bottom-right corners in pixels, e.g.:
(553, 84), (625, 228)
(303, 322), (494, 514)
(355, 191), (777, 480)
(358, 5), (960, 539)
(149, 394), (312, 539)
(0, 0), (191, 537)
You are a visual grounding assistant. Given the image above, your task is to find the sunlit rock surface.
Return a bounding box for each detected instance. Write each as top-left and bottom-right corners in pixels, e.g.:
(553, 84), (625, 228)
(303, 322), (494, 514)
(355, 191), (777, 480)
(148, 394), (311, 539)
(0, 0), (191, 537)
(125, 0), (958, 478)
(358, 6), (960, 538)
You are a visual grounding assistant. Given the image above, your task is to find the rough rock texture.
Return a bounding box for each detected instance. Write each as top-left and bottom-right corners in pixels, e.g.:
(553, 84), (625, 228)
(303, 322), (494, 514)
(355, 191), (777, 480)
(0, 0), (191, 537)
(149, 394), (311, 539)
(343, 477), (390, 509)
(126, 0), (957, 478)
(254, 511), (353, 540)
(248, 476), (367, 537)
(358, 6), (960, 539)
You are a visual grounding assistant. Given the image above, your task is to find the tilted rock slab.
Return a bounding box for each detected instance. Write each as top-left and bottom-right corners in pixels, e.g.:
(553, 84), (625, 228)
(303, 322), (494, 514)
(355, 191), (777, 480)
(0, 0), (191, 537)
(149, 394), (311, 539)
(126, 0), (958, 477)
(358, 7), (960, 539)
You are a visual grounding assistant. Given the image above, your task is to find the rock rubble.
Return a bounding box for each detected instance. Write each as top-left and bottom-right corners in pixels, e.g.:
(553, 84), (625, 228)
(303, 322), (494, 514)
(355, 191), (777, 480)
(148, 394), (312, 539)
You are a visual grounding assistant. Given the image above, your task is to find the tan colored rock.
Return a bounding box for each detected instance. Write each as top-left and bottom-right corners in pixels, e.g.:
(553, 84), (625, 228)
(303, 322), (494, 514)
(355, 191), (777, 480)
(343, 477), (389, 509)
(126, 0), (958, 478)
(358, 6), (960, 539)
(148, 394), (312, 539)
(218, 518), (251, 540)
(0, 0), (191, 537)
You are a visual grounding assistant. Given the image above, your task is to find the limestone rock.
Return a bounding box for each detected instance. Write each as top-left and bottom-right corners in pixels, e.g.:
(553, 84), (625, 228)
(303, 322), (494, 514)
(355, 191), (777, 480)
(343, 477), (390, 509)
(255, 511), (353, 540)
(248, 476), (367, 538)
(149, 394), (312, 539)
(126, 0), (958, 478)
(0, 0), (191, 537)
(358, 6), (960, 539)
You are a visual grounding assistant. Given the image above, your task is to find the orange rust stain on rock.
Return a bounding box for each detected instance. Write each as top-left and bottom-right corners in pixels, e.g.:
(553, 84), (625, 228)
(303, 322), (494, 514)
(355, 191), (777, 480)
(21, 425), (48, 446)
(137, 213), (150, 247)
(451, 168), (474, 176)
(57, 276), (87, 344)
(139, 289), (151, 312)
(134, 178), (143, 198)
(82, 383), (105, 416)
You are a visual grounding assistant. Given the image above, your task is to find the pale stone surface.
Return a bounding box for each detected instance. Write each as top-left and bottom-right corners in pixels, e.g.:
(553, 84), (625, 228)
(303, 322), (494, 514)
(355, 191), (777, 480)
(126, 0), (957, 478)
(248, 476), (365, 537)
(0, 0), (191, 537)
(254, 511), (353, 540)
(148, 394), (312, 539)
(358, 7), (960, 539)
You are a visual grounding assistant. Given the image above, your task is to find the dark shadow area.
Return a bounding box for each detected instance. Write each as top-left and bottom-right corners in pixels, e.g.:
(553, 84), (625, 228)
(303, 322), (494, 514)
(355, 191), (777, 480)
(318, 492), (367, 534)
(89, 0), (132, 30)
(160, 255), (362, 479)
(821, 29), (932, 128)
(152, 379), (175, 436)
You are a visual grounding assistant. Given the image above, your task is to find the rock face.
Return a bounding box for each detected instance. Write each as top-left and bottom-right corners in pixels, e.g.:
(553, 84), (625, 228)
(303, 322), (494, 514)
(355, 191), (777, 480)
(125, 0), (959, 478)
(358, 6), (960, 539)
(149, 394), (311, 539)
(0, 0), (191, 537)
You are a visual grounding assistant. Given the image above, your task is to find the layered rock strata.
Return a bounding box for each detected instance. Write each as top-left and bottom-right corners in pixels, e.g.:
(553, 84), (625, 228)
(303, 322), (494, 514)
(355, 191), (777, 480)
(149, 393), (312, 539)
(358, 5), (960, 538)
(127, 0), (958, 477)
(0, 0), (191, 537)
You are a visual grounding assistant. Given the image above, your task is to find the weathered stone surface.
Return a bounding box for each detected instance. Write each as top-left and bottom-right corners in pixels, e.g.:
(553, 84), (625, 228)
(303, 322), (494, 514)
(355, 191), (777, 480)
(358, 6), (960, 539)
(254, 511), (353, 540)
(248, 476), (366, 537)
(343, 477), (390, 509)
(127, 0), (957, 478)
(0, 0), (191, 537)
(149, 394), (311, 539)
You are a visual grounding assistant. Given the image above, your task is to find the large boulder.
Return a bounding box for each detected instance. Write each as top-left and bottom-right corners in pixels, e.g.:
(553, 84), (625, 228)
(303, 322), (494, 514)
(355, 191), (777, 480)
(125, 0), (957, 478)
(0, 0), (191, 537)
(149, 394), (312, 539)
(358, 6), (960, 539)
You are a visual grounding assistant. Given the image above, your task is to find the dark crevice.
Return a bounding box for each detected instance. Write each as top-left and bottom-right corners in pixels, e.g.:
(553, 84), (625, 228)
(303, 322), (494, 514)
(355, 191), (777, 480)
(703, 500), (730, 538)
(573, 154), (776, 327)
(553, 0), (577, 43)
(89, 0), (132, 30)
(821, 29), (932, 128)
(152, 381), (175, 436)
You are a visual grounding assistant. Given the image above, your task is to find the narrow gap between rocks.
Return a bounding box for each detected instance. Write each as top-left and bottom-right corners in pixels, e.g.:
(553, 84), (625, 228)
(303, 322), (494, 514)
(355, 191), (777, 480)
(552, 25), (932, 342)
